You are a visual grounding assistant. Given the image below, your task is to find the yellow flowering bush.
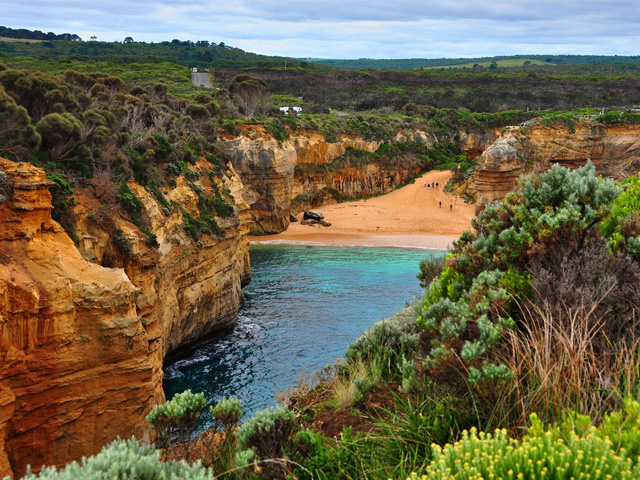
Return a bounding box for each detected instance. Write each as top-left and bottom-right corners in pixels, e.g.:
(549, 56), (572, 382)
(399, 404), (640, 480)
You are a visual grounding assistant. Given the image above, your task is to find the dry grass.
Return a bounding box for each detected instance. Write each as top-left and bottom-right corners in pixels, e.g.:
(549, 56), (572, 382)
(275, 367), (334, 406)
(494, 292), (640, 428)
(333, 377), (359, 410)
(331, 359), (375, 410)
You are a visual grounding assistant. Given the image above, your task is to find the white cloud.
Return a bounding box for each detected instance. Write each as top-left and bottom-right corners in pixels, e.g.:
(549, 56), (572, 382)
(1, 0), (639, 58)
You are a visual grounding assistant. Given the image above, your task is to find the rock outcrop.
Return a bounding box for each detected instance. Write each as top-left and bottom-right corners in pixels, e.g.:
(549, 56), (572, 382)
(0, 158), (251, 478)
(464, 123), (640, 211)
(0, 159), (158, 478)
(221, 125), (382, 234)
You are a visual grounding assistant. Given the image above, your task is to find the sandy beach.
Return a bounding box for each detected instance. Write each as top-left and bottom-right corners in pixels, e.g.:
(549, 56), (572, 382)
(251, 170), (475, 249)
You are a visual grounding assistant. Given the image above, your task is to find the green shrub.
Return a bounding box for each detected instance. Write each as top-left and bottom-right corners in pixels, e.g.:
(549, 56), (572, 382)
(182, 208), (225, 245)
(235, 405), (297, 476)
(417, 162), (622, 394)
(211, 397), (243, 432)
(150, 134), (172, 161)
(10, 437), (212, 480)
(47, 173), (75, 229)
(207, 397), (243, 476)
(112, 229), (132, 255)
(344, 301), (422, 380)
(602, 173), (640, 257)
(147, 389), (206, 457)
(417, 255), (445, 289)
(117, 182), (144, 225)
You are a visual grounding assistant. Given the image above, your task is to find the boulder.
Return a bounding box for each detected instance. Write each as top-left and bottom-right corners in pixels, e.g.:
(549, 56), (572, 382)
(300, 218), (331, 227)
(303, 210), (324, 221)
(289, 213), (298, 222)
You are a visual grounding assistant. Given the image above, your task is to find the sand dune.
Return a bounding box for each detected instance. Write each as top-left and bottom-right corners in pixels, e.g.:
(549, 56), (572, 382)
(251, 170), (475, 248)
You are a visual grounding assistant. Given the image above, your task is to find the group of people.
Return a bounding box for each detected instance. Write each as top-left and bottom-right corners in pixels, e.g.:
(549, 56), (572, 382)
(425, 180), (453, 211)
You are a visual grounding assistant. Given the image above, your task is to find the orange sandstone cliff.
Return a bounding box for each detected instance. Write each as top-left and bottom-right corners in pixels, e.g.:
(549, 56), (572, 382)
(463, 122), (640, 211)
(220, 126), (383, 233)
(221, 126), (495, 234)
(0, 157), (251, 478)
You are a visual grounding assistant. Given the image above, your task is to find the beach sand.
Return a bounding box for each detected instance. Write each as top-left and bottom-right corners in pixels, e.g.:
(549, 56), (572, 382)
(250, 170), (475, 249)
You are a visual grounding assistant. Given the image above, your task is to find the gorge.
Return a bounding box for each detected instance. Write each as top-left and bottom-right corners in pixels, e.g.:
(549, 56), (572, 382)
(2, 118), (640, 478)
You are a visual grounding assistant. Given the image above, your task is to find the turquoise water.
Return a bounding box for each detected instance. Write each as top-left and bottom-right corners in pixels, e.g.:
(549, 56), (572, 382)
(163, 243), (444, 423)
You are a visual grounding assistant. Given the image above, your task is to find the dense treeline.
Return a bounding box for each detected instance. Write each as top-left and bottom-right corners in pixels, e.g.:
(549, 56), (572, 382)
(214, 67), (640, 112)
(0, 62), (248, 250)
(307, 54), (640, 70)
(0, 34), (315, 70)
(0, 25), (81, 42)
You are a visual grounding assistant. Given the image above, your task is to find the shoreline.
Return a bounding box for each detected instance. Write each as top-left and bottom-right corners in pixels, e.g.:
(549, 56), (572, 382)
(249, 233), (458, 249)
(251, 170), (474, 249)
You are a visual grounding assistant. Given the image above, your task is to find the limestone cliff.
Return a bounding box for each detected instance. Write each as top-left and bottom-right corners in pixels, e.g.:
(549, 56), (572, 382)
(221, 126), (491, 234)
(221, 126), (383, 234)
(464, 122), (640, 211)
(0, 158), (250, 478)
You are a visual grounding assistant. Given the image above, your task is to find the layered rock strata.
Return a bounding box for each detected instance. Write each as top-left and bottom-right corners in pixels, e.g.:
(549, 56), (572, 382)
(0, 158), (250, 478)
(222, 126), (494, 234)
(464, 123), (640, 211)
(221, 126), (383, 234)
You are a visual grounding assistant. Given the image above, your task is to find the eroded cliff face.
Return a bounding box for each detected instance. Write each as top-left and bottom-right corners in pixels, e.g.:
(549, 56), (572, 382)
(222, 125), (498, 233)
(0, 159), (158, 478)
(0, 158), (251, 478)
(221, 126), (383, 234)
(464, 123), (640, 211)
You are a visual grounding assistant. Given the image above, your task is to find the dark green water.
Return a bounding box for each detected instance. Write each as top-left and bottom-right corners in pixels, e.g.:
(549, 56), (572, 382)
(163, 243), (443, 423)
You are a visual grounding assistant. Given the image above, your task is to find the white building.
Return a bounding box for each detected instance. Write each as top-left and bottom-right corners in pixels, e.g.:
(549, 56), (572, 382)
(279, 106), (302, 115)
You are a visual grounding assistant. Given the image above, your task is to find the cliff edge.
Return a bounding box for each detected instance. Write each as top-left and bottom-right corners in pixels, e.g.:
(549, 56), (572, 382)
(0, 157), (251, 478)
(463, 122), (640, 211)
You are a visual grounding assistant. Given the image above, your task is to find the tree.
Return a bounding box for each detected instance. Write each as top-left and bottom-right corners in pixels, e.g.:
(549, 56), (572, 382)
(0, 89), (41, 159)
(229, 74), (267, 117)
(0, 69), (78, 120)
(37, 112), (82, 162)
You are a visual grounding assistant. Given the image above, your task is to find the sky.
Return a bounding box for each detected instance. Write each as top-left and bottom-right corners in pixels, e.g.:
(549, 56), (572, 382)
(2, 0), (640, 59)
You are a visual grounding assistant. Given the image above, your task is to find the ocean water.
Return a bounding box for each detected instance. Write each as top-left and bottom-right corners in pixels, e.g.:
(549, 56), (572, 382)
(163, 243), (445, 423)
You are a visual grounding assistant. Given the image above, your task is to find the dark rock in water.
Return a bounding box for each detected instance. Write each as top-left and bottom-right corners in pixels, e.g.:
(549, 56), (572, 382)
(320, 220), (332, 227)
(304, 210), (324, 221)
(289, 213), (299, 222)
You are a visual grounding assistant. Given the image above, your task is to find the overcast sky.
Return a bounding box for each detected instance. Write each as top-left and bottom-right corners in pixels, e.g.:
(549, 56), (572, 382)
(2, 1), (640, 59)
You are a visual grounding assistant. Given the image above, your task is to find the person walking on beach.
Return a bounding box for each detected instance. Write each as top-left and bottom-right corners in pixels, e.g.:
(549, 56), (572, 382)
(424, 181), (427, 187)
(436, 182), (439, 188)
(449, 204), (453, 211)
(439, 201), (442, 208)
(432, 181), (435, 188)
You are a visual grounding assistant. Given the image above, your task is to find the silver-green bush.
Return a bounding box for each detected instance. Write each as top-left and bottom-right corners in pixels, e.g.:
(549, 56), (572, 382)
(8, 437), (212, 480)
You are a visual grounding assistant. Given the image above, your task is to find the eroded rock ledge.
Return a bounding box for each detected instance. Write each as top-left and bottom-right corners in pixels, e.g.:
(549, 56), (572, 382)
(0, 158), (251, 478)
(463, 123), (640, 211)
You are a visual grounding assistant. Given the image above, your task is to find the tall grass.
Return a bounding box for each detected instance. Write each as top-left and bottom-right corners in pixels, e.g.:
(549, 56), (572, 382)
(493, 294), (640, 429)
